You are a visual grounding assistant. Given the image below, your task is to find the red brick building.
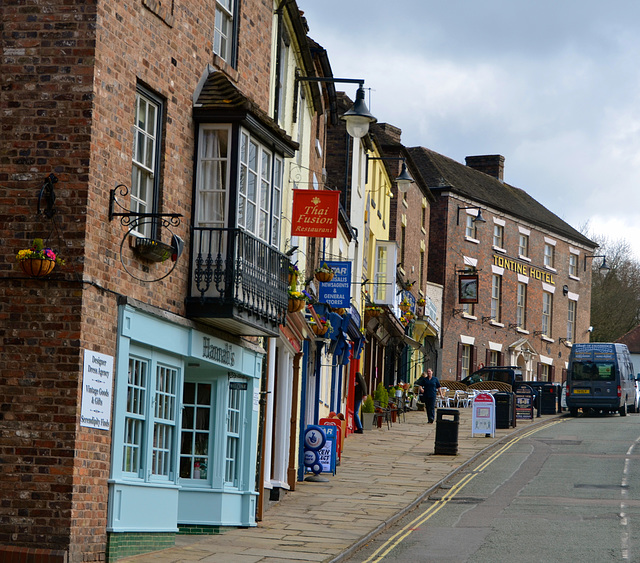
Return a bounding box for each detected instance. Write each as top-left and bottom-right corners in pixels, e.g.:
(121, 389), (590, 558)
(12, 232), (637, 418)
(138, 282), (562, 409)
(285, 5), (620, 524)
(410, 150), (597, 382)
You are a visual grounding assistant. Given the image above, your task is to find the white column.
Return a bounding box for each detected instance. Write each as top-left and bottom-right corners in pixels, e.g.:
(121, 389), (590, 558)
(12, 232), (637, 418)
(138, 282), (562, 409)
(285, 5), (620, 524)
(271, 348), (293, 489)
(262, 337), (276, 490)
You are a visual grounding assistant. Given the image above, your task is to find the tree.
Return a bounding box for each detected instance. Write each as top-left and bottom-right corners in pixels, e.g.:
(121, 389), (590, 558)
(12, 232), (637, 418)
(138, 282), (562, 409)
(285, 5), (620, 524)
(588, 235), (640, 342)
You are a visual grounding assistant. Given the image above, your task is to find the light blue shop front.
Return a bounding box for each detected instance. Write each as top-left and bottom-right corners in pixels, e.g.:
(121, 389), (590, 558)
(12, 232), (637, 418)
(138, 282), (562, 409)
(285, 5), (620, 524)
(108, 304), (263, 533)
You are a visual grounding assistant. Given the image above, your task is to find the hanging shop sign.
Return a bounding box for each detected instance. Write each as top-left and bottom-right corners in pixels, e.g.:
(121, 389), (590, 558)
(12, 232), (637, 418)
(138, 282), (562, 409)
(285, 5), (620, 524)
(458, 273), (479, 304)
(80, 350), (114, 430)
(291, 189), (340, 238)
(318, 260), (352, 308)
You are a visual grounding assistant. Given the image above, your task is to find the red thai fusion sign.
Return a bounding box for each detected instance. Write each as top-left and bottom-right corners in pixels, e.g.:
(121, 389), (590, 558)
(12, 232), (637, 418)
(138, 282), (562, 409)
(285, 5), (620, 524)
(291, 189), (340, 238)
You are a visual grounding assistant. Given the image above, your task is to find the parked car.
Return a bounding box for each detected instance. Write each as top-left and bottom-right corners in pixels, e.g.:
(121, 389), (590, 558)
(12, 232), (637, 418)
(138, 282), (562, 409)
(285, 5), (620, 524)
(461, 366), (523, 389)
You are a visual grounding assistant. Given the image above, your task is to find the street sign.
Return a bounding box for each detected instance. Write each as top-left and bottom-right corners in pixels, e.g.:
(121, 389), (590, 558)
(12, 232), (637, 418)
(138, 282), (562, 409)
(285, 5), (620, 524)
(471, 392), (496, 437)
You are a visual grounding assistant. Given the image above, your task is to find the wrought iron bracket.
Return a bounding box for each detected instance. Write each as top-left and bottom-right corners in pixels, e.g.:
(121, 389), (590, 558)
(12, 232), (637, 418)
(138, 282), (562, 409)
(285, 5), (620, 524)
(109, 184), (182, 228)
(37, 173), (58, 219)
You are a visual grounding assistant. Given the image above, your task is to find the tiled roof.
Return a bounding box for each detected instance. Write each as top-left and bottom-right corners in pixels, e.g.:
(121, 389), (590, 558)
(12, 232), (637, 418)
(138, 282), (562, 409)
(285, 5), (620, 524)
(616, 324), (640, 353)
(195, 72), (298, 153)
(407, 146), (595, 248)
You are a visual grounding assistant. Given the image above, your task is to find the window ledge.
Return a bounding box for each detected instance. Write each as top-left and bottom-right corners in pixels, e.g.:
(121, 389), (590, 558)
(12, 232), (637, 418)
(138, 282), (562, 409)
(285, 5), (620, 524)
(212, 54), (239, 82)
(569, 275), (580, 281)
(489, 321), (504, 328)
(462, 314), (477, 320)
(465, 236), (480, 244)
(518, 255), (531, 262)
(544, 265), (557, 273)
(541, 336), (554, 343)
(516, 328), (530, 335)
(493, 246), (506, 253)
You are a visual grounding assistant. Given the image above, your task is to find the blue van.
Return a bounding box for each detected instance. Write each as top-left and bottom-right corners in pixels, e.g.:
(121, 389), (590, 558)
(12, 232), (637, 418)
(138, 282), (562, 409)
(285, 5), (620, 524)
(566, 343), (636, 416)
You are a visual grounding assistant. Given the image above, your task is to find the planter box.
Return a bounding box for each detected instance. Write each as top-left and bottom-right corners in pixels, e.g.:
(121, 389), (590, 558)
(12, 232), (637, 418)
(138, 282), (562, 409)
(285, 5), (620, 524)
(362, 412), (375, 431)
(134, 238), (173, 262)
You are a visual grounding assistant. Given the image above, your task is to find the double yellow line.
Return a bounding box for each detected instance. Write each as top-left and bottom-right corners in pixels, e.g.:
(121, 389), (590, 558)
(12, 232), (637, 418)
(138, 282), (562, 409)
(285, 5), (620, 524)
(361, 420), (565, 562)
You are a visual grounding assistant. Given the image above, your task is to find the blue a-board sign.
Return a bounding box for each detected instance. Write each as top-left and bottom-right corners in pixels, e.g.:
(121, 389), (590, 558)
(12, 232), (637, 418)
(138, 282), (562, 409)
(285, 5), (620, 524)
(303, 425), (327, 475)
(318, 261), (352, 308)
(317, 425), (337, 475)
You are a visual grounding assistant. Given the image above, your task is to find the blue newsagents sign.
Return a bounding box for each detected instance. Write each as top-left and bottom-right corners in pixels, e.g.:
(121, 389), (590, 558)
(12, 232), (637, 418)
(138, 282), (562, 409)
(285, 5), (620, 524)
(318, 260), (352, 308)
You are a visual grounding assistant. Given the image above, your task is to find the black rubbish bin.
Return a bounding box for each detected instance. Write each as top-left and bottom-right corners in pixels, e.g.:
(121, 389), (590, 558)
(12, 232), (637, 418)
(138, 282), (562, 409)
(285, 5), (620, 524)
(494, 392), (515, 428)
(434, 408), (459, 455)
(539, 383), (561, 414)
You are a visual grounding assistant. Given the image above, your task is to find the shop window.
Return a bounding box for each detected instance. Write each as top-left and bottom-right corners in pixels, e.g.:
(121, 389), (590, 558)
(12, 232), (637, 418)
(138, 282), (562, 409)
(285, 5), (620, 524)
(180, 382), (213, 481)
(225, 383), (244, 486)
(122, 352), (179, 481)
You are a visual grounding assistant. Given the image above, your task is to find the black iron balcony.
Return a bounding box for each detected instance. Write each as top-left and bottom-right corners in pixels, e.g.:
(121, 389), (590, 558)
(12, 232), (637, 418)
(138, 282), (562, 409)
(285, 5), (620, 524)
(185, 227), (289, 337)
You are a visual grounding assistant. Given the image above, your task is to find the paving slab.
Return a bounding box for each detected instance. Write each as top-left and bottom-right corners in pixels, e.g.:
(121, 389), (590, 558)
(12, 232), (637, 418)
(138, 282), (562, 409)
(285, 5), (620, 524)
(121, 408), (560, 562)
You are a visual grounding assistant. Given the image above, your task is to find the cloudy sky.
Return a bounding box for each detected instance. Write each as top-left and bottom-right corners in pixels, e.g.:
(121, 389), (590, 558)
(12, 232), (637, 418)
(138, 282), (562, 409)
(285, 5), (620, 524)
(298, 0), (640, 258)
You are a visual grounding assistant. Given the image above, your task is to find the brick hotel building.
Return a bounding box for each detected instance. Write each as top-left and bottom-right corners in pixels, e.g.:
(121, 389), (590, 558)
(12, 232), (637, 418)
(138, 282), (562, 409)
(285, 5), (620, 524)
(410, 151), (598, 382)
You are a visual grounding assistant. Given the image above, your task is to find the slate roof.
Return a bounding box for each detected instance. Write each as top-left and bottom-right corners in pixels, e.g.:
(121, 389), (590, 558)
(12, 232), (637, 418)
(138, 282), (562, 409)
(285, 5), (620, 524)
(407, 146), (596, 248)
(616, 325), (640, 354)
(194, 71), (298, 153)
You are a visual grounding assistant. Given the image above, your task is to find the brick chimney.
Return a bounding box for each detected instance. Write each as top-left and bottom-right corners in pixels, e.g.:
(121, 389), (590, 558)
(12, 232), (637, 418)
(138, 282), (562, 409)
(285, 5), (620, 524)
(376, 123), (402, 143)
(465, 155), (505, 182)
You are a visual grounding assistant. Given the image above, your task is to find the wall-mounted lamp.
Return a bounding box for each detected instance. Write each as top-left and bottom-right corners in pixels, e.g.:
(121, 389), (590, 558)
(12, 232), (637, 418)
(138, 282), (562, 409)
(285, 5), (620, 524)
(584, 254), (610, 272)
(457, 206), (486, 226)
(482, 316), (493, 324)
(294, 74), (377, 139)
(562, 284), (569, 296)
(366, 154), (415, 192)
(533, 330), (545, 336)
(37, 173), (58, 219)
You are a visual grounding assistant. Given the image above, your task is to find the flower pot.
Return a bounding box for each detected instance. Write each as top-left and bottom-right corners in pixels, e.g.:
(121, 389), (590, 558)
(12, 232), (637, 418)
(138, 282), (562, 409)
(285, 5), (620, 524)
(311, 324), (328, 336)
(365, 308), (381, 317)
(19, 259), (55, 277)
(288, 298), (306, 313)
(362, 412), (375, 431)
(315, 270), (334, 283)
(134, 237), (173, 262)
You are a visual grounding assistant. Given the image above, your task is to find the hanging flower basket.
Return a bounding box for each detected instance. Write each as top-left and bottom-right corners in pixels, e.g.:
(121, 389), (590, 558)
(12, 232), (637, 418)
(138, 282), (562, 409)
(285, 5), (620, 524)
(16, 238), (64, 278)
(134, 237), (173, 262)
(365, 306), (382, 318)
(311, 323), (329, 336)
(19, 259), (56, 277)
(288, 298), (306, 313)
(315, 270), (334, 283)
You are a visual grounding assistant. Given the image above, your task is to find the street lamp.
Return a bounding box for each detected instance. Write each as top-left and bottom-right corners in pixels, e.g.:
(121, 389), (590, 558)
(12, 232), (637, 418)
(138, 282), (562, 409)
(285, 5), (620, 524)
(366, 155), (415, 192)
(294, 74), (377, 139)
(456, 206), (486, 226)
(583, 254), (610, 272)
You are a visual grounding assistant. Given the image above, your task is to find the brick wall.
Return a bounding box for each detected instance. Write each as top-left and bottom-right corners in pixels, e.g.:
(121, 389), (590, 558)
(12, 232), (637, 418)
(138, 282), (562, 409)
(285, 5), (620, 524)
(0, 0), (275, 560)
(434, 196), (593, 381)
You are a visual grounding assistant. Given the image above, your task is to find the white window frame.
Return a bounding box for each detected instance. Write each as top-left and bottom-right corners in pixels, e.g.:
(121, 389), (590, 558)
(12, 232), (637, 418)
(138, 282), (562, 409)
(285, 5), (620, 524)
(491, 274), (502, 322)
(131, 88), (162, 237)
(225, 381), (245, 487)
(569, 253), (578, 278)
(516, 282), (527, 329)
(195, 125), (231, 229)
(544, 243), (555, 268)
(493, 224), (504, 249)
(542, 291), (553, 337)
(465, 215), (477, 240)
(238, 129), (283, 246)
(567, 299), (577, 342)
(518, 233), (529, 258)
(461, 344), (471, 379)
(373, 241), (398, 305)
(121, 349), (180, 483)
(214, 0), (235, 64)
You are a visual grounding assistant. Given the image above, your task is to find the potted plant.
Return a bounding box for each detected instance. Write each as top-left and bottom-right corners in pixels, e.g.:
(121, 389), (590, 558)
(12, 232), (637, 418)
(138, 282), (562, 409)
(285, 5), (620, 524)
(361, 395), (375, 431)
(310, 316), (332, 337)
(134, 237), (173, 262)
(399, 297), (411, 312)
(314, 262), (335, 283)
(16, 238), (64, 277)
(373, 382), (389, 408)
(287, 289), (307, 313)
(364, 305), (383, 318)
(417, 297), (426, 307)
(288, 263), (299, 287)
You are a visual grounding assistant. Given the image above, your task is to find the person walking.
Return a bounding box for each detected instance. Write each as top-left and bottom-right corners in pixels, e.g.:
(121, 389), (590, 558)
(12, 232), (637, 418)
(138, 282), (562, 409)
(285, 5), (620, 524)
(415, 369), (442, 424)
(353, 372), (367, 433)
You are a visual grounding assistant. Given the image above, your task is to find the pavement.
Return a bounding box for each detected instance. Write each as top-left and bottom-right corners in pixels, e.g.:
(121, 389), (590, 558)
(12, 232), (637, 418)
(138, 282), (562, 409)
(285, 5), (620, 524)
(121, 406), (562, 563)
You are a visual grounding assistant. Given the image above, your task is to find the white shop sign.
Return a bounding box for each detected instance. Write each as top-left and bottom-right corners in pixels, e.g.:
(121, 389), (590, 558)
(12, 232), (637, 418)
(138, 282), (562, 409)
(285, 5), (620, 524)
(80, 350), (114, 430)
(471, 392), (496, 438)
